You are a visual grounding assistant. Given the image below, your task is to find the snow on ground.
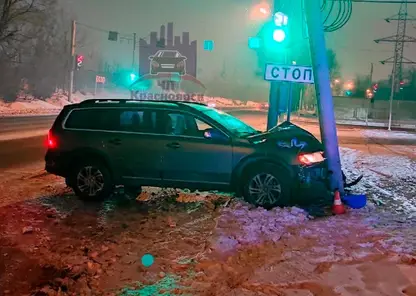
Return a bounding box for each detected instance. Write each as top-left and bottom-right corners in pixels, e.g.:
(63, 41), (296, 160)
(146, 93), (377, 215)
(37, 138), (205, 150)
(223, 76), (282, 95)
(363, 129), (416, 140)
(1, 109), (416, 294)
(1, 142), (416, 295)
(0, 92), (243, 117)
(341, 147), (416, 217)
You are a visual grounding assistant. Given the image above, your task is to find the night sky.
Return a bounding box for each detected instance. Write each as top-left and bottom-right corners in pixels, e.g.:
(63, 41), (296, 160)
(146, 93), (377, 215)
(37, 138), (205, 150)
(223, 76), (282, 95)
(67, 0), (416, 84)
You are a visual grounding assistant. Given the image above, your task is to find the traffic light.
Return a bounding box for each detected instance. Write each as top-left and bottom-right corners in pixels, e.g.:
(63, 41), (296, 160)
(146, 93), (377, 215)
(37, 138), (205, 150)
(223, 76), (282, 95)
(130, 73), (137, 82)
(76, 54), (84, 70)
(399, 80), (405, 90)
(262, 12), (289, 52)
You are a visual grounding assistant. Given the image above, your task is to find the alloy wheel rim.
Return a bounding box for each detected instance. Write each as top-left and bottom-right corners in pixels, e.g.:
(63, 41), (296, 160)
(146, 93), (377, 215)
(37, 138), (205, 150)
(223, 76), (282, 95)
(76, 166), (105, 196)
(248, 173), (282, 206)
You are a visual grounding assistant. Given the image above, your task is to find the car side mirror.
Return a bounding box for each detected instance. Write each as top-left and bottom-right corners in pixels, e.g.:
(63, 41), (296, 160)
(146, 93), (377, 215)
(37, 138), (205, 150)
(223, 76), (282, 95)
(148, 56), (154, 60)
(203, 128), (228, 142)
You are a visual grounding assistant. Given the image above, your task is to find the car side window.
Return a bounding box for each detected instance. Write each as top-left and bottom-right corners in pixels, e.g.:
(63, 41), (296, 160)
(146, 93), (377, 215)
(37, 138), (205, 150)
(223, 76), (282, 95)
(163, 111), (216, 137)
(195, 119), (212, 132)
(119, 109), (156, 133)
(65, 109), (120, 131)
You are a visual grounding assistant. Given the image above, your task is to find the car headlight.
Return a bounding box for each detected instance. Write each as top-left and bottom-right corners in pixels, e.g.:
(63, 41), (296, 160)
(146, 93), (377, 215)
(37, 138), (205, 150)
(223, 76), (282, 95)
(298, 151), (325, 166)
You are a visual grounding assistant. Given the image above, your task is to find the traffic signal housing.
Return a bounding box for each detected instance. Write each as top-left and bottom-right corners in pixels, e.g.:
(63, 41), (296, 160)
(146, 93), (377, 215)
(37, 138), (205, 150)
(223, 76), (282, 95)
(262, 12), (289, 52)
(76, 54), (84, 70)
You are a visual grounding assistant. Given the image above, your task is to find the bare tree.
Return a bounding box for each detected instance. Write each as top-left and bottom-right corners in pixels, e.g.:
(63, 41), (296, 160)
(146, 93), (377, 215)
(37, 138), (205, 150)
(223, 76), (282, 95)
(0, 0), (79, 100)
(0, 0), (50, 57)
(0, 0), (53, 100)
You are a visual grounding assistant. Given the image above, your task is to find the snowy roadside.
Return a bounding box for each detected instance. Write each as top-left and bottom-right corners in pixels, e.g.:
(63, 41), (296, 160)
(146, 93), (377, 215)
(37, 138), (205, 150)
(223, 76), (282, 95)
(1, 113), (416, 295)
(0, 93), (251, 117)
(1, 182), (415, 295)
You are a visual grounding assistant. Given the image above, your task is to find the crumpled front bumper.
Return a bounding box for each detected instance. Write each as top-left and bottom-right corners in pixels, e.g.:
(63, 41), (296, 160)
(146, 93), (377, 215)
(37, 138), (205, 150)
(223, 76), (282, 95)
(293, 161), (331, 204)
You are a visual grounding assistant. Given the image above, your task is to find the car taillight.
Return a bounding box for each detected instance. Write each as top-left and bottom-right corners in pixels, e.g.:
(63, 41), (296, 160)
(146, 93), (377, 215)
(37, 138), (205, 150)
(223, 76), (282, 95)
(177, 61), (184, 67)
(298, 151), (325, 166)
(47, 130), (57, 149)
(151, 61), (159, 67)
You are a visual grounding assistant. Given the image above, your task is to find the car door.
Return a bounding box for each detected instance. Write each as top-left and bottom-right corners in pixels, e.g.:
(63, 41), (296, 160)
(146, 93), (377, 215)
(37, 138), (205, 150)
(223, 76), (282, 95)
(116, 108), (165, 184)
(159, 110), (233, 186)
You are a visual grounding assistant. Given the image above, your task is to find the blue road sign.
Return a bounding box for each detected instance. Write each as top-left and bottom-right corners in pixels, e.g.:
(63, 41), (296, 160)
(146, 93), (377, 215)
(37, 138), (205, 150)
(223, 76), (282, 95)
(203, 40), (214, 51)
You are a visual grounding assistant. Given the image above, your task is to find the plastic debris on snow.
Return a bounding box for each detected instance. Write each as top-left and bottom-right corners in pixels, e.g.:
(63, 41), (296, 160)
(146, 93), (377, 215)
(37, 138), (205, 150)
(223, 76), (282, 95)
(341, 147), (416, 216)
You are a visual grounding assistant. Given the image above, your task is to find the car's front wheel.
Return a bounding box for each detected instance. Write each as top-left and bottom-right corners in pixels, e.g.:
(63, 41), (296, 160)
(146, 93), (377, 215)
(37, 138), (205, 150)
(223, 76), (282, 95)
(242, 164), (291, 209)
(71, 161), (114, 201)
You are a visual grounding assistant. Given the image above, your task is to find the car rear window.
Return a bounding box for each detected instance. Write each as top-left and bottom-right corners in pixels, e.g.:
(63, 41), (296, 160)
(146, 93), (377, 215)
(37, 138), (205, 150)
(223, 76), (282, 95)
(64, 108), (120, 131)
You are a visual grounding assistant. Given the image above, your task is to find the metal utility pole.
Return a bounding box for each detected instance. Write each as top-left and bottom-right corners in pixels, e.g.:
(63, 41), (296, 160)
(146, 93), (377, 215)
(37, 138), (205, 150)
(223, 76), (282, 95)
(266, 0), (282, 130)
(286, 59), (296, 122)
(368, 63), (374, 119)
(374, 1), (416, 130)
(267, 82), (279, 130)
(369, 63), (374, 88)
(304, 0), (344, 193)
(69, 20), (76, 103)
(132, 33), (137, 68)
(266, 0), (292, 129)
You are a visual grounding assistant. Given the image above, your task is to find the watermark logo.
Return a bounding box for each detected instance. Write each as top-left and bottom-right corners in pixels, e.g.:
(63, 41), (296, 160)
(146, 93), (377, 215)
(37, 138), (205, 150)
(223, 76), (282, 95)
(131, 22), (205, 101)
(130, 73), (206, 101)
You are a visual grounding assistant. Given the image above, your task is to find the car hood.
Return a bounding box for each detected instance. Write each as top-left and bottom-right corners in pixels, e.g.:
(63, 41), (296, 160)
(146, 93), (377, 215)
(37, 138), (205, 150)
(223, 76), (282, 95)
(247, 121), (323, 152)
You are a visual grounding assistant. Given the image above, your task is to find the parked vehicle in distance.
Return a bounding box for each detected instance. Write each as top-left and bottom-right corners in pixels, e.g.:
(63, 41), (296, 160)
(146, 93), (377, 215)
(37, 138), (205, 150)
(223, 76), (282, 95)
(45, 99), (329, 208)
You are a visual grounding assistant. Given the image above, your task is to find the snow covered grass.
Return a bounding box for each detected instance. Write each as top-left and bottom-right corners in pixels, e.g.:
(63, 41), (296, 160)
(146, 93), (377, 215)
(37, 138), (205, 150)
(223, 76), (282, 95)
(0, 92), (246, 117)
(206, 146), (416, 261)
(341, 147), (416, 216)
(362, 129), (416, 140)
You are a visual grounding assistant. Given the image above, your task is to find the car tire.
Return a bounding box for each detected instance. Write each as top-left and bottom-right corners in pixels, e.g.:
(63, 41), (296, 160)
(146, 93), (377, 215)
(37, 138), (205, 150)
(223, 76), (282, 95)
(70, 161), (114, 201)
(242, 164), (292, 209)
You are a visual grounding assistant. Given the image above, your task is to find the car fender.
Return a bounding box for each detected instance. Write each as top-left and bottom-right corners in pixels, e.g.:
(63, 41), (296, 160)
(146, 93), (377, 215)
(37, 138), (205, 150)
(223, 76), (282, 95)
(231, 153), (295, 190)
(67, 147), (115, 177)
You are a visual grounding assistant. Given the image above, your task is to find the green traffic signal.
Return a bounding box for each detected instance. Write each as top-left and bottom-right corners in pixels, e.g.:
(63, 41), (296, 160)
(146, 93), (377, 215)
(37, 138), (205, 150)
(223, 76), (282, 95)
(260, 11), (289, 52)
(130, 73), (137, 81)
(273, 29), (286, 42)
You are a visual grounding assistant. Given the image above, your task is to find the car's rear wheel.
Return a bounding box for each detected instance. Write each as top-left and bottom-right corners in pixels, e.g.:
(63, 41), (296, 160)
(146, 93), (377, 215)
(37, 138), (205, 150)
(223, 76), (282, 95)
(71, 161), (114, 201)
(242, 164), (291, 209)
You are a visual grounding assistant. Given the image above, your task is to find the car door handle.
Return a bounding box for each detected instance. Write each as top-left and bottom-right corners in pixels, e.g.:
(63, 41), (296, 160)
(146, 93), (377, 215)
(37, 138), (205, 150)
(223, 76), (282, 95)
(108, 138), (122, 145)
(166, 142), (181, 149)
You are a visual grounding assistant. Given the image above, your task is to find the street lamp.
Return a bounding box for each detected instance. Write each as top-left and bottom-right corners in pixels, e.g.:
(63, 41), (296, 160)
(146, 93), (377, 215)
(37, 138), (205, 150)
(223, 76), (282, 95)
(250, 2), (271, 20)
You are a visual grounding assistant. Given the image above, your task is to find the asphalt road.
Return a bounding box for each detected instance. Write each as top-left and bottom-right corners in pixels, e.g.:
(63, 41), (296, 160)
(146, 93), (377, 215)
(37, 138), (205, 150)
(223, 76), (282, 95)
(0, 110), (415, 170)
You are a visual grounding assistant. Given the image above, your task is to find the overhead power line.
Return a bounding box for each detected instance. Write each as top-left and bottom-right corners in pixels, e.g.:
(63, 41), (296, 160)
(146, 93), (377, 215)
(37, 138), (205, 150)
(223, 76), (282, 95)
(374, 1), (416, 130)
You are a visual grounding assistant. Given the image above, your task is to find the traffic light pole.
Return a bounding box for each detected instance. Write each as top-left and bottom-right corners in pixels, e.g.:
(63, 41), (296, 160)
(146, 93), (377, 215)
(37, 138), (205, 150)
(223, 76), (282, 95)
(69, 20), (76, 103)
(304, 0), (344, 193)
(266, 0), (287, 130)
(267, 82), (279, 130)
(132, 33), (137, 68)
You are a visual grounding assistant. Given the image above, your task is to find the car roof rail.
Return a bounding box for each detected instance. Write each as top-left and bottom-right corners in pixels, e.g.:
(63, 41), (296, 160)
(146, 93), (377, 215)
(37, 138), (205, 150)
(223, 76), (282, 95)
(79, 98), (208, 106)
(79, 99), (128, 105)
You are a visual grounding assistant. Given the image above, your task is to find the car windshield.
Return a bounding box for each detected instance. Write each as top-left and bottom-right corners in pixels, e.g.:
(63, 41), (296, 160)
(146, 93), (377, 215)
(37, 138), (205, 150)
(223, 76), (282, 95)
(162, 51), (177, 57)
(201, 109), (259, 137)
